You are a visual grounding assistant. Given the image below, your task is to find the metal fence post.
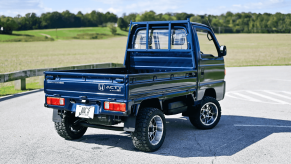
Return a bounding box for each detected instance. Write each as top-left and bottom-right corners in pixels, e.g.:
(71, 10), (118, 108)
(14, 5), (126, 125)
(15, 78), (26, 90)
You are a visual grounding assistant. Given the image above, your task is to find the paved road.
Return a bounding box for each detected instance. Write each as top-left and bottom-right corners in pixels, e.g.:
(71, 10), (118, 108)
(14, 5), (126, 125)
(1, 66), (291, 164)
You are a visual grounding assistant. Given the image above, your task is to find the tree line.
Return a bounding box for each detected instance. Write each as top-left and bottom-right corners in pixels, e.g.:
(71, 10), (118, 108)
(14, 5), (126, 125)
(0, 10), (118, 34)
(118, 11), (291, 33)
(1, 10), (291, 34)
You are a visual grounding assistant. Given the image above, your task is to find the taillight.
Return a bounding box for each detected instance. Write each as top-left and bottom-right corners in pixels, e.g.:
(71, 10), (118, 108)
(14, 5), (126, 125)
(47, 97), (65, 106)
(104, 102), (126, 112)
(224, 69), (226, 75)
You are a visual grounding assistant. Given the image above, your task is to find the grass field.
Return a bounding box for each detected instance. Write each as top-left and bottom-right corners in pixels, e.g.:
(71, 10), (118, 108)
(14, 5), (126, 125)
(216, 34), (291, 67)
(0, 37), (127, 73)
(0, 82), (42, 97)
(0, 27), (128, 41)
(0, 33), (291, 96)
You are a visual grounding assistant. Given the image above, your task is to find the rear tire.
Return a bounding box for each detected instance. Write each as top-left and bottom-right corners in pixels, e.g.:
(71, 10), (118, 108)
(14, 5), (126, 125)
(131, 107), (166, 152)
(189, 96), (221, 129)
(55, 112), (87, 140)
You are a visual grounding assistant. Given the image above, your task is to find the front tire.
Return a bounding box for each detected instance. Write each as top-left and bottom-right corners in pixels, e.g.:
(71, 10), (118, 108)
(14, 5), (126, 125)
(131, 107), (166, 152)
(54, 112), (87, 140)
(189, 96), (221, 129)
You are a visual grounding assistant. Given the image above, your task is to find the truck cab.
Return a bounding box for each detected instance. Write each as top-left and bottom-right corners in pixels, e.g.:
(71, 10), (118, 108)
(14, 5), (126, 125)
(44, 19), (227, 152)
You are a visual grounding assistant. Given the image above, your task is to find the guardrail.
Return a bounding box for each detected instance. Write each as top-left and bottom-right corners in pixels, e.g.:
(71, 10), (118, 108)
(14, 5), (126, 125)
(0, 63), (124, 90)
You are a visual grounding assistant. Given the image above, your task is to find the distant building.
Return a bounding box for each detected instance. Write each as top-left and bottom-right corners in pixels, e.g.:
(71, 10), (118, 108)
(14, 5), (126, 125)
(0, 27), (12, 34)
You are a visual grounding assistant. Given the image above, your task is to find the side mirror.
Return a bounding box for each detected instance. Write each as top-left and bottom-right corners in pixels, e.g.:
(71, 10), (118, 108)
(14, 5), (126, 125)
(219, 45), (227, 57)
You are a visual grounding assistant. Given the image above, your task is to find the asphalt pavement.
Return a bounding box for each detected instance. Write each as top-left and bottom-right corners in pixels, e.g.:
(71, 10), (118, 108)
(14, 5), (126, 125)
(0, 66), (290, 164)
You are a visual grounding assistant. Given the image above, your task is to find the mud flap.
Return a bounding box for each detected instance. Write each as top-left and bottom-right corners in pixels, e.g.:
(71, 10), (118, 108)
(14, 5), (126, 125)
(52, 109), (62, 122)
(124, 115), (136, 132)
(182, 101), (201, 117)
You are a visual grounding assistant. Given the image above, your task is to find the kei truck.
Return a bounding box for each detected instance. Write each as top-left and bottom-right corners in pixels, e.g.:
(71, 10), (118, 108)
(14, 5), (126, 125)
(44, 19), (227, 152)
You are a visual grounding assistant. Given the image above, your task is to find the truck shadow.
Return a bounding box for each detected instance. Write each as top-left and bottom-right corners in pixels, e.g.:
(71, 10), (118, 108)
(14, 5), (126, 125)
(76, 115), (291, 157)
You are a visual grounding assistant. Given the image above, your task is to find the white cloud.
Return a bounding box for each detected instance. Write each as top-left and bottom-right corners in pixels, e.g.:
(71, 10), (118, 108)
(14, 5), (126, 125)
(232, 0), (287, 10)
(92, 0), (135, 5)
(0, 0), (40, 9)
(103, 0), (187, 16)
(107, 7), (122, 14)
(124, 0), (180, 12)
(0, 0), (52, 17)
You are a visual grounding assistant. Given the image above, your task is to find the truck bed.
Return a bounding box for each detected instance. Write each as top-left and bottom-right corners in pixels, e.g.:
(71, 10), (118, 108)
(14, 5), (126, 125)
(44, 67), (197, 115)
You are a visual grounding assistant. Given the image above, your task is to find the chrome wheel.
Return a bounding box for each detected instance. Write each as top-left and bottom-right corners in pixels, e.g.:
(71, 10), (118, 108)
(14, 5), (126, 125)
(131, 107), (166, 152)
(200, 102), (218, 126)
(148, 115), (163, 145)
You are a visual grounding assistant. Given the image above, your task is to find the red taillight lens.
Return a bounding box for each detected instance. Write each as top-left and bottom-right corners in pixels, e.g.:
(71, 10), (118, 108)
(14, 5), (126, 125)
(47, 97), (52, 105)
(104, 102), (126, 112)
(120, 103), (126, 112)
(46, 97), (65, 106)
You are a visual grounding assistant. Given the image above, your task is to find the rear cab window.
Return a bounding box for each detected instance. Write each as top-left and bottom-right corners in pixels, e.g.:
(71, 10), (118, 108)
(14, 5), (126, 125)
(133, 27), (188, 50)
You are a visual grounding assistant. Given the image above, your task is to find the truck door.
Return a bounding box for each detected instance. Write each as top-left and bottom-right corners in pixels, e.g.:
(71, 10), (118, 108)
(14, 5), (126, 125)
(194, 27), (225, 95)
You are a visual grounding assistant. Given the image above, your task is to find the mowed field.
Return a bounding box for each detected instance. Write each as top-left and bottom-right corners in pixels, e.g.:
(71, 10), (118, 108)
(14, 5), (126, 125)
(0, 27), (128, 41)
(0, 37), (127, 73)
(216, 34), (291, 67)
(0, 33), (291, 95)
(1, 33), (291, 73)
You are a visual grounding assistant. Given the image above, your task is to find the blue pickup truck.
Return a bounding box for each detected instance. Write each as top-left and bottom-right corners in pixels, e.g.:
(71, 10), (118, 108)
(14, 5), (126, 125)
(44, 19), (227, 152)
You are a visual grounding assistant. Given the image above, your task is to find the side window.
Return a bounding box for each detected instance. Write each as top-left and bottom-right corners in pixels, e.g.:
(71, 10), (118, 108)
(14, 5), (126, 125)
(171, 29), (187, 49)
(196, 28), (218, 57)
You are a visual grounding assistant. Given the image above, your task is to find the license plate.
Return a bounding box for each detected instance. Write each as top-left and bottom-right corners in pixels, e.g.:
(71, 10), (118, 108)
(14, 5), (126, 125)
(75, 105), (95, 119)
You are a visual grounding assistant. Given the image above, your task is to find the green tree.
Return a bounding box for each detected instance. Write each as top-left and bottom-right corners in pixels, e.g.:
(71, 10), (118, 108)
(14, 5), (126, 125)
(174, 12), (193, 20)
(107, 23), (117, 35)
(136, 11), (157, 21)
(190, 15), (202, 23)
(117, 17), (127, 31)
(123, 13), (137, 23)
(0, 16), (18, 34)
(162, 13), (176, 21)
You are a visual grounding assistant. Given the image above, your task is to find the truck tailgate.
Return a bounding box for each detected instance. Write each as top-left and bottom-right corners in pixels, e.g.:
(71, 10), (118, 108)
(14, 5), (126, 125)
(44, 72), (127, 99)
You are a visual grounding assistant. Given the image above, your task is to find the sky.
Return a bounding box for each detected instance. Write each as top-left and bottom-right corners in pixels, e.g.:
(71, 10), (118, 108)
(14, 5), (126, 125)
(0, 0), (291, 17)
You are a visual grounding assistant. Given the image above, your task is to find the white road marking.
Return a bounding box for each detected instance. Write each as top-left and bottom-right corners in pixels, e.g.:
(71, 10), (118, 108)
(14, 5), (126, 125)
(226, 90), (291, 105)
(246, 90), (290, 105)
(230, 92), (262, 102)
(263, 90), (291, 100)
(234, 124), (291, 128)
(282, 91), (291, 95)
